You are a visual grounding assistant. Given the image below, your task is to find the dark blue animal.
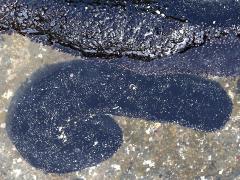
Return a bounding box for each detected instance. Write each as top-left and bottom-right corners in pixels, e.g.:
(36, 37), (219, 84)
(1, 0), (240, 60)
(6, 59), (232, 173)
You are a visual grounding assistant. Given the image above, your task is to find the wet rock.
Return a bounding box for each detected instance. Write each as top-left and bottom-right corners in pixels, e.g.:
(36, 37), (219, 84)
(6, 59), (232, 173)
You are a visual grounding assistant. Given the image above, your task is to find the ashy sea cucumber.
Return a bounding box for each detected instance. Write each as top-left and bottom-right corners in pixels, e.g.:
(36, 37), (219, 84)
(1, 0), (240, 60)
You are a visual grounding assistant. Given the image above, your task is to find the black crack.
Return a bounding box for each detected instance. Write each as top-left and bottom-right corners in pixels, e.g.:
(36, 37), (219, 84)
(6, 59), (232, 173)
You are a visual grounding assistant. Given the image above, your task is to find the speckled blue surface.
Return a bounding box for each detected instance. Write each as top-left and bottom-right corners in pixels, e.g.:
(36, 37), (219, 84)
(152, 0), (240, 26)
(6, 59), (232, 173)
(1, 0), (240, 61)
